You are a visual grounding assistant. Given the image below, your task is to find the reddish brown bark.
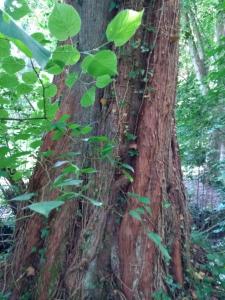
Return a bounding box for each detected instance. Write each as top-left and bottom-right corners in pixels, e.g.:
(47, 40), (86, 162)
(118, 1), (188, 298)
(5, 0), (189, 299)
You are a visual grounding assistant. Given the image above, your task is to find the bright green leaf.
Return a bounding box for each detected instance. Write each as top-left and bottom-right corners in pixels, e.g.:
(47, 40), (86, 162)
(0, 109), (9, 118)
(0, 39), (10, 57)
(22, 71), (38, 84)
(2, 56), (25, 74)
(45, 59), (64, 75)
(52, 45), (80, 65)
(17, 83), (33, 95)
(96, 74), (112, 88)
(4, 0), (30, 20)
(45, 84), (57, 98)
(81, 50), (117, 78)
(0, 72), (18, 88)
(48, 3), (81, 41)
(106, 9), (144, 46)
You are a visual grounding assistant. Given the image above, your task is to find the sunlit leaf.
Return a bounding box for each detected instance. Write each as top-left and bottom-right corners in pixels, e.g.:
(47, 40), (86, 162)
(81, 50), (117, 78)
(52, 45), (80, 65)
(48, 3), (81, 41)
(96, 74), (112, 88)
(4, 0), (30, 20)
(106, 9), (144, 46)
(2, 56), (25, 74)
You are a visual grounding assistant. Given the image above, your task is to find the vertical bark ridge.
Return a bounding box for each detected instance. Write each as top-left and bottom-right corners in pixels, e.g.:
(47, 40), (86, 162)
(119, 1), (188, 299)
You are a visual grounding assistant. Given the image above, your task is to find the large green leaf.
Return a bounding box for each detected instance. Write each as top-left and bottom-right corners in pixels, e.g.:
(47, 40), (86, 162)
(27, 201), (64, 218)
(48, 3), (81, 41)
(22, 71), (38, 84)
(81, 50), (117, 78)
(0, 10), (50, 68)
(0, 39), (10, 57)
(4, 0), (30, 20)
(2, 56), (25, 74)
(80, 86), (96, 107)
(0, 72), (19, 88)
(16, 83), (33, 95)
(52, 45), (80, 65)
(106, 9), (144, 46)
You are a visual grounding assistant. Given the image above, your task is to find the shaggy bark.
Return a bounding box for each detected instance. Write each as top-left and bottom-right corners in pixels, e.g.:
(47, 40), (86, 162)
(5, 0), (189, 299)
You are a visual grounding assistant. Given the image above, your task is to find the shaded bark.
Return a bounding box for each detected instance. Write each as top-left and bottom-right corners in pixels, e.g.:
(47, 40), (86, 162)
(5, 0), (189, 299)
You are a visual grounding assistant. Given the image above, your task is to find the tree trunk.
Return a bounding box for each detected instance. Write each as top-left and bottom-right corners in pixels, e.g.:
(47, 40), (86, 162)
(6, 0), (189, 299)
(185, 13), (208, 96)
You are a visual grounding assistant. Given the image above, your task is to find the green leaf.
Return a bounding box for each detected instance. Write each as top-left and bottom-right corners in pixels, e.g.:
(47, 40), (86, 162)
(27, 201), (64, 218)
(80, 167), (97, 174)
(96, 74), (112, 88)
(45, 59), (64, 75)
(80, 86), (96, 107)
(54, 178), (83, 187)
(2, 56), (25, 74)
(31, 32), (50, 45)
(48, 3), (81, 41)
(4, 0), (30, 20)
(0, 73), (19, 88)
(65, 72), (78, 88)
(129, 207), (145, 221)
(0, 10), (50, 68)
(81, 50), (117, 78)
(0, 146), (9, 156)
(88, 136), (108, 143)
(52, 45), (80, 65)
(147, 231), (171, 261)
(121, 163), (134, 173)
(0, 39), (10, 57)
(16, 83), (33, 95)
(106, 9), (144, 46)
(45, 84), (57, 98)
(0, 97), (9, 104)
(30, 140), (42, 149)
(0, 109), (9, 118)
(22, 71), (38, 84)
(11, 193), (36, 202)
(128, 192), (150, 204)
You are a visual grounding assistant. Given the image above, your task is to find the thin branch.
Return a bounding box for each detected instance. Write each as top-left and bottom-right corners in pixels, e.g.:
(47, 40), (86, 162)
(30, 59), (47, 118)
(0, 117), (46, 121)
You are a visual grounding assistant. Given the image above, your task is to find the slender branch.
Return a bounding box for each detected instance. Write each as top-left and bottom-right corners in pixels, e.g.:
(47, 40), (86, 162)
(24, 95), (36, 112)
(0, 117), (46, 121)
(30, 59), (47, 118)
